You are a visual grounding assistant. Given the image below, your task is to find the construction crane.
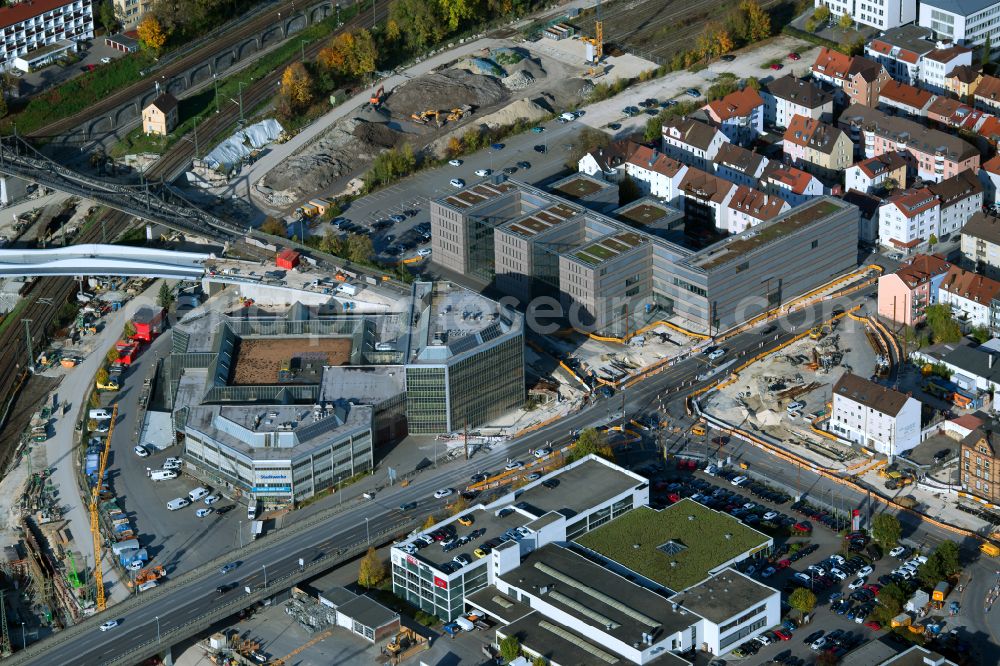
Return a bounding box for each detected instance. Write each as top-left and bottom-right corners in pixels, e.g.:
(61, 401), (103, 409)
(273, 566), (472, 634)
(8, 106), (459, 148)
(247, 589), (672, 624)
(583, 0), (603, 75)
(90, 402), (117, 612)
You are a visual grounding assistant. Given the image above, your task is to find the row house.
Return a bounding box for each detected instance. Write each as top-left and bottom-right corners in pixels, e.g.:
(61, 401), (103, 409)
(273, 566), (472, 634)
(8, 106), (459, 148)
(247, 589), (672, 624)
(877, 80), (936, 117)
(865, 24), (937, 86)
(816, 0), (917, 31)
(724, 185), (789, 234)
(760, 162), (824, 207)
(782, 114), (854, 183)
(878, 187), (941, 252)
(946, 64), (982, 100)
(577, 139), (638, 182)
(676, 167), (736, 232)
(811, 48), (890, 107)
(977, 115), (1000, 146)
(844, 151), (908, 194)
(760, 75), (833, 129)
(979, 155), (1000, 206)
(702, 87), (765, 146)
(974, 74), (1000, 113)
(660, 117), (729, 172)
(961, 211), (1000, 278)
(939, 265), (1000, 329)
(712, 143), (768, 189)
(877, 253), (953, 326)
(838, 104), (980, 182)
(843, 189), (885, 245)
(623, 145), (688, 203)
(0, 0), (94, 72)
(920, 43), (974, 93)
(929, 168), (983, 240)
(926, 95), (990, 132)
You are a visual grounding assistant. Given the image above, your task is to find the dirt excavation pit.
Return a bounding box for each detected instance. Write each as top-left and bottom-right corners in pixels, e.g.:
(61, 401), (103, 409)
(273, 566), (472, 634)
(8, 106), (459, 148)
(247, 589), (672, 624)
(230, 337), (353, 385)
(383, 68), (509, 118)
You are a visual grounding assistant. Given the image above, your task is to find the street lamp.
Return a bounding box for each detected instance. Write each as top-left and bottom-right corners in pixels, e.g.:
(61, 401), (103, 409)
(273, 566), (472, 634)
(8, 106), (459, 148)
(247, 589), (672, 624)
(262, 563), (268, 588)
(365, 517), (370, 546)
(21, 622), (25, 650)
(155, 615), (160, 644)
(213, 73), (220, 114)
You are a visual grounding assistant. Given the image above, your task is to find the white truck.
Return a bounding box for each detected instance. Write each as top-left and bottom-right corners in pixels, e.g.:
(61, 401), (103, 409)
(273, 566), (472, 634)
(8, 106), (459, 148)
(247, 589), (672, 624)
(89, 409), (111, 420)
(336, 283), (358, 297)
(250, 520), (264, 540)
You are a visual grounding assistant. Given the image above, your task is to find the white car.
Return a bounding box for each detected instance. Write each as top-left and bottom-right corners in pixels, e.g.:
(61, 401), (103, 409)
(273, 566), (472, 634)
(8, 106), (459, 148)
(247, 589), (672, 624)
(849, 577), (867, 590)
(99, 620), (119, 632)
(100, 56), (112, 64)
(133, 445), (149, 458)
(730, 475), (748, 486)
(433, 488), (453, 499)
(786, 400), (805, 412)
(195, 508), (213, 518)
(913, 555), (928, 564)
(449, 178), (465, 188)
(753, 634), (771, 646)
(857, 565), (873, 578)
(505, 460), (524, 471)
(889, 546), (907, 558)
(533, 447), (551, 458)
(707, 348), (725, 360)
(762, 511), (778, 521)
(810, 637), (827, 651)
(448, 159), (463, 166)
(807, 565), (825, 576)
(474, 168), (491, 177)
(830, 555), (846, 565)
(830, 568), (848, 581)
(204, 495), (220, 505)
(165, 457), (183, 466)
(416, 248), (432, 257)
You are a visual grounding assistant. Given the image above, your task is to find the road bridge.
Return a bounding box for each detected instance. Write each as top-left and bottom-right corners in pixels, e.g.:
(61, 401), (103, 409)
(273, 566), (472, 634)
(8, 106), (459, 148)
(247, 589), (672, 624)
(0, 136), (243, 240)
(0, 245), (210, 279)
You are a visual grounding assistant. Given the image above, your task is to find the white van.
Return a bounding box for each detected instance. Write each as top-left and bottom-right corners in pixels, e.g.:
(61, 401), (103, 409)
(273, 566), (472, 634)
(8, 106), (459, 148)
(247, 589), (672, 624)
(166, 498), (190, 511)
(88, 409), (111, 420)
(150, 470), (178, 481)
(137, 580), (158, 592)
(188, 487), (210, 502)
(247, 501), (257, 521)
(560, 112), (576, 121)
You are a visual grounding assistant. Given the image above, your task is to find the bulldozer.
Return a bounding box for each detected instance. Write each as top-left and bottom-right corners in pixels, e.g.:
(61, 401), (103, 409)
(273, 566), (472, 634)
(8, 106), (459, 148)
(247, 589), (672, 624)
(809, 325), (828, 341)
(386, 627), (428, 663)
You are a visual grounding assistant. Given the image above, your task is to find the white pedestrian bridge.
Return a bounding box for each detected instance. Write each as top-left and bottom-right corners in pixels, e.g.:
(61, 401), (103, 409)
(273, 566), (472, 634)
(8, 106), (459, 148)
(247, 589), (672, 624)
(0, 245), (210, 279)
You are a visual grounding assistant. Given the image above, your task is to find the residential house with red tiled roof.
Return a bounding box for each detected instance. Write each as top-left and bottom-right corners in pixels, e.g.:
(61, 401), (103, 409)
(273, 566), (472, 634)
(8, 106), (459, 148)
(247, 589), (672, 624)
(712, 143), (769, 189)
(811, 48), (890, 107)
(939, 265), (1000, 329)
(878, 80), (936, 117)
(676, 167), (736, 232)
(926, 96), (989, 132)
(928, 169), (983, 240)
(782, 114), (854, 183)
(701, 87), (764, 146)
(976, 75), (1000, 113)
(920, 44), (973, 93)
(623, 146), (689, 204)
(877, 253), (953, 326)
(660, 117), (729, 172)
(725, 186), (789, 235)
(759, 162), (823, 207)
(577, 139), (639, 182)
(878, 187), (941, 251)
(977, 116), (1000, 149)
(946, 64), (982, 100)
(865, 25), (935, 86)
(760, 75), (833, 129)
(845, 152), (908, 194)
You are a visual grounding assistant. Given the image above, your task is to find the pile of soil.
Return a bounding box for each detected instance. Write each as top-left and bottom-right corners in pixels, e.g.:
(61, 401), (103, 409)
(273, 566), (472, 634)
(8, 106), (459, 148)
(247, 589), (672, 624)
(384, 69), (508, 116)
(257, 117), (403, 206)
(428, 97), (553, 158)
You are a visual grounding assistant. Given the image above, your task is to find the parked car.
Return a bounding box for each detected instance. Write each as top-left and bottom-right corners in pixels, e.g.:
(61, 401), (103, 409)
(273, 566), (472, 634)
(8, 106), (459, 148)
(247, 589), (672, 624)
(434, 488), (454, 499)
(475, 168), (491, 177)
(685, 88), (700, 97)
(448, 159), (463, 167)
(449, 179), (465, 188)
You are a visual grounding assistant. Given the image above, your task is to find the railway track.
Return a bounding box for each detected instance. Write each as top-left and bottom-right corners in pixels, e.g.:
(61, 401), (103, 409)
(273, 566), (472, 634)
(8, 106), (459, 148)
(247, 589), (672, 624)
(0, 0), (390, 465)
(27, 0), (336, 139)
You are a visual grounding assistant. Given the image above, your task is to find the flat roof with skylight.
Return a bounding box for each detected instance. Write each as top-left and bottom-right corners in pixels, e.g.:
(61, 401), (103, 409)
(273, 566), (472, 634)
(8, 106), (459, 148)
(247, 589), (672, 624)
(572, 230), (648, 267)
(575, 499), (771, 592)
(503, 201), (582, 238)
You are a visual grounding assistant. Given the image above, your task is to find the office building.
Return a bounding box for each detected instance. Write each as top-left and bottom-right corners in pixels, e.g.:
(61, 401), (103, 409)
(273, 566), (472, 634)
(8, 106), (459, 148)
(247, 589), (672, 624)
(865, 24), (940, 85)
(919, 0), (1000, 48)
(815, 0), (916, 31)
(0, 0), (93, 72)
(829, 372), (922, 457)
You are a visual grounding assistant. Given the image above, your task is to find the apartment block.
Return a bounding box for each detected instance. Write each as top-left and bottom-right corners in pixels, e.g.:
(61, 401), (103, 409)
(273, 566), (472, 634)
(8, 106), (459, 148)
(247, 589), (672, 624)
(0, 0), (94, 72)
(844, 152), (907, 194)
(114, 0), (152, 30)
(760, 162), (824, 207)
(624, 145), (688, 203)
(921, 43), (973, 92)
(839, 103), (980, 181)
(677, 167), (737, 233)
(877, 253), (953, 325)
(782, 114), (854, 183)
(939, 264), (1000, 328)
(962, 211), (1000, 277)
(814, 0), (917, 30)
(961, 422), (1000, 503)
(712, 143), (769, 189)
(929, 168), (983, 239)
(701, 87), (765, 145)
(661, 117), (730, 171)
(811, 48), (890, 107)
(878, 188), (941, 251)
(979, 155), (1000, 206)
(760, 75), (834, 129)
(830, 372), (921, 457)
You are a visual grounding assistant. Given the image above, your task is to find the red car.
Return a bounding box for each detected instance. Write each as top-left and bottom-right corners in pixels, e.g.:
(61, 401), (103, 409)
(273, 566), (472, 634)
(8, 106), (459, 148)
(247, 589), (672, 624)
(770, 63), (783, 70)
(788, 52), (801, 60)
(774, 629), (792, 641)
(864, 583), (881, 595)
(777, 558), (791, 569)
(864, 621), (882, 631)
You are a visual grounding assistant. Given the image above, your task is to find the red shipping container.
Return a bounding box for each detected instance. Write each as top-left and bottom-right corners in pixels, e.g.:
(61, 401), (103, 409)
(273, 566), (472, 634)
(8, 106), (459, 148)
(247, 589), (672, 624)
(132, 306), (164, 342)
(276, 249), (300, 270)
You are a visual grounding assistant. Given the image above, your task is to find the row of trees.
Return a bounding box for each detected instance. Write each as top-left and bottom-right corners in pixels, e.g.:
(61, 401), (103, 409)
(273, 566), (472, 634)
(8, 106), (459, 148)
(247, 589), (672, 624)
(387, 0), (538, 52)
(690, 0), (772, 64)
(805, 6), (854, 33)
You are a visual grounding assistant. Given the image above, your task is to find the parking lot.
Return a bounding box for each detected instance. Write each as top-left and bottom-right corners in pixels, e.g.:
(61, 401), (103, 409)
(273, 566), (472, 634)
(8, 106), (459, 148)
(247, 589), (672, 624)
(647, 461), (971, 665)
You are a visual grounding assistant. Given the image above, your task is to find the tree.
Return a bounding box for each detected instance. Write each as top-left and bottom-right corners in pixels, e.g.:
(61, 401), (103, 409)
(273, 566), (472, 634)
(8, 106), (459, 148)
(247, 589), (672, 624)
(123, 321), (136, 339)
(321, 232), (343, 256)
(446, 136), (463, 158)
(644, 114), (663, 143)
(389, 0), (446, 51)
(157, 281), (174, 309)
(438, 0), (475, 31)
(619, 174), (642, 206)
(105, 347), (120, 365)
(346, 233), (374, 264)
(838, 12), (853, 30)
(928, 233), (938, 247)
(448, 495), (469, 516)
(883, 177), (898, 191)
(569, 428), (614, 462)
(280, 62), (314, 113)
(925, 303), (962, 344)
(0, 94), (8, 121)
(499, 636), (521, 662)
(789, 587), (816, 614)
(358, 547), (387, 588)
(871, 513), (902, 547)
(96, 367), (110, 387)
(971, 325), (992, 344)
(259, 217), (287, 237)
(745, 76), (761, 91)
(984, 34), (993, 68)
(137, 16), (167, 52)
(715, 28), (735, 58)
(919, 541), (961, 588)
(422, 514), (436, 530)
(532, 657), (549, 666)
(814, 5), (830, 23)
(739, 0), (771, 41)
(97, 0), (118, 34)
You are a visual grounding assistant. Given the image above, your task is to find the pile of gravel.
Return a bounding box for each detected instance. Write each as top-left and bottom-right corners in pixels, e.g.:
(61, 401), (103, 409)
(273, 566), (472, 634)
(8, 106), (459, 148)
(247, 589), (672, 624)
(502, 70), (535, 91)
